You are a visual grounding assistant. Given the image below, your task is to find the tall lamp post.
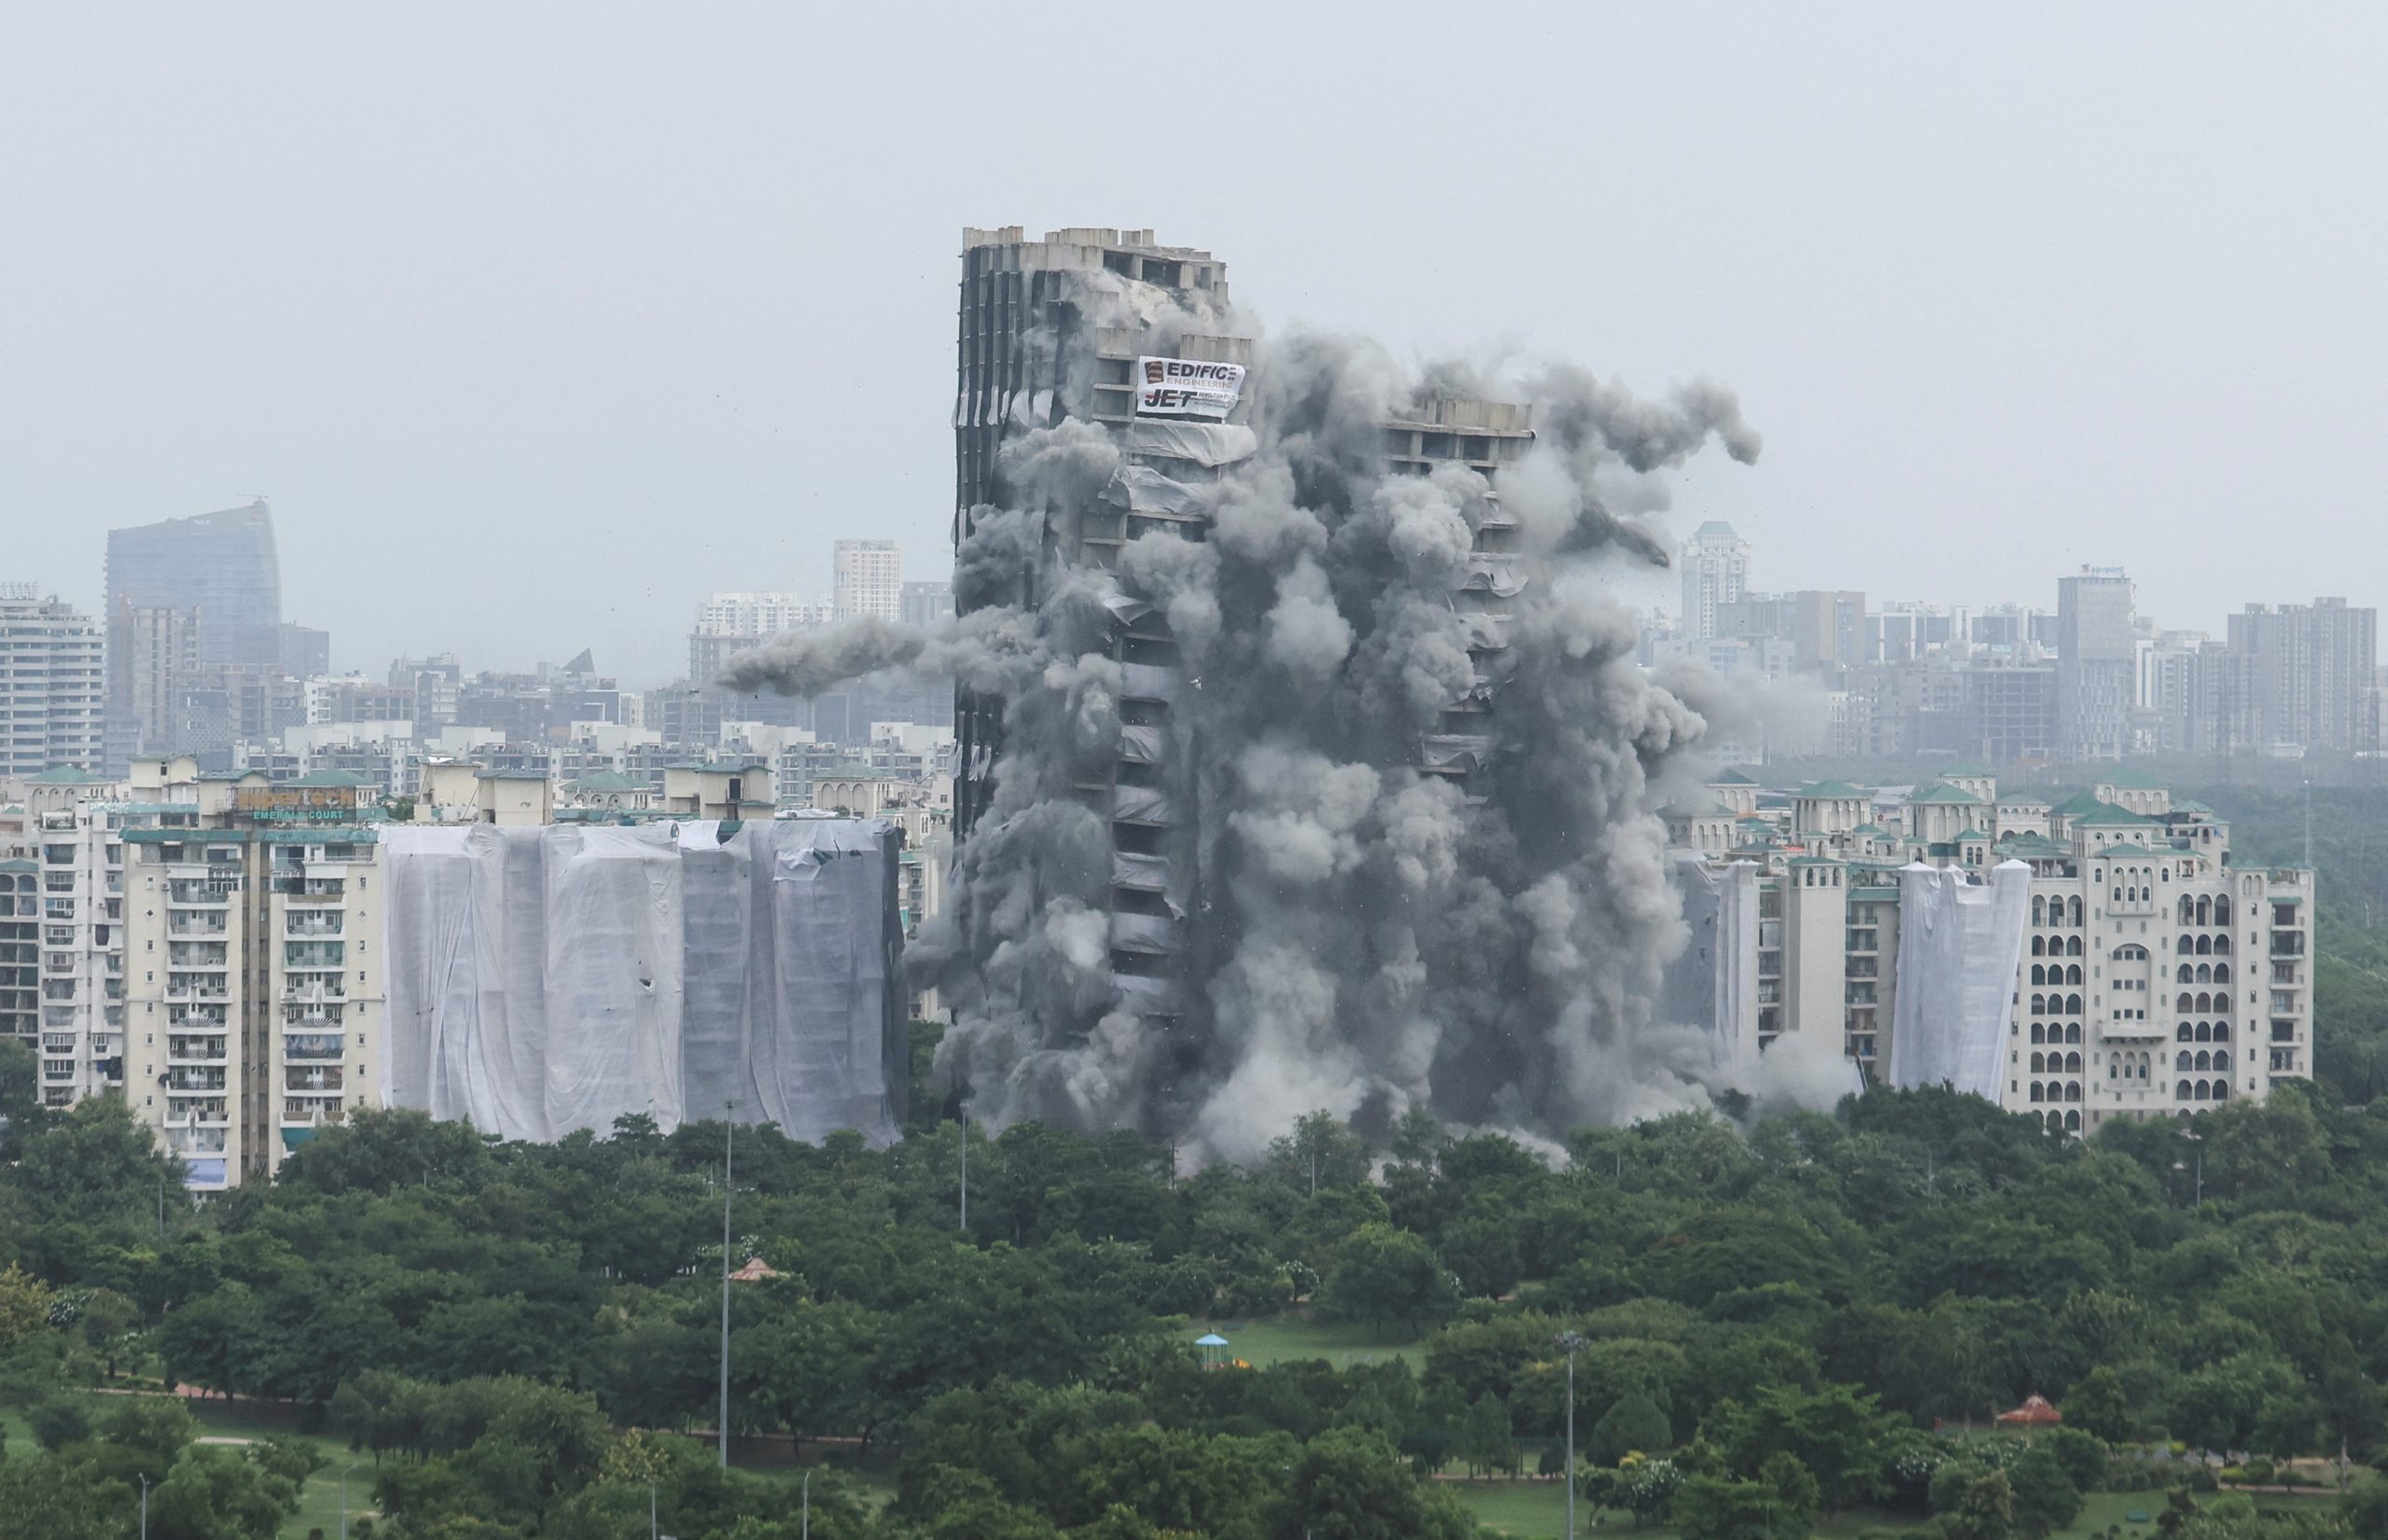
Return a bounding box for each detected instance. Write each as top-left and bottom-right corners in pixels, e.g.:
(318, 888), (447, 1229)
(1556, 1332), (1589, 1540)
(340, 1463), (359, 1540)
(719, 1100), (736, 1468)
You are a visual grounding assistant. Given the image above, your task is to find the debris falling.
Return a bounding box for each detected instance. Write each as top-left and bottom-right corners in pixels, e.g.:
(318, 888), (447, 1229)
(725, 299), (1766, 1164)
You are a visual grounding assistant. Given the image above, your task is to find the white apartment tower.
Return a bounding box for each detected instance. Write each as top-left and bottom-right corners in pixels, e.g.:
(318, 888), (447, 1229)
(0, 585), (105, 777)
(832, 540), (902, 624)
(1679, 521), (1751, 641)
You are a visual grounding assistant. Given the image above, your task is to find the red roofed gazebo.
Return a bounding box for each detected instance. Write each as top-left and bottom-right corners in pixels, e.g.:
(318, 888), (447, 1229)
(1995, 1394), (2062, 1427)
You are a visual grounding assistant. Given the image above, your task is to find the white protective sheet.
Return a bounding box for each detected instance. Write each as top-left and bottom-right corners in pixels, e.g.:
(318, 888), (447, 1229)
(1886, 860), (2033, 1097)
(382, 818), (903, 1145)
(1661, 856), (1758, 1071)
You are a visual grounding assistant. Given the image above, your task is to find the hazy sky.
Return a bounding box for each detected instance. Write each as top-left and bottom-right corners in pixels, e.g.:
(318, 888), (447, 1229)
(5, 5), (2382, 685)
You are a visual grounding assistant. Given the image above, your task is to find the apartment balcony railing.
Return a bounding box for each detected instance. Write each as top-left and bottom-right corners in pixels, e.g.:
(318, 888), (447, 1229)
(285, 1067), (345, 1092)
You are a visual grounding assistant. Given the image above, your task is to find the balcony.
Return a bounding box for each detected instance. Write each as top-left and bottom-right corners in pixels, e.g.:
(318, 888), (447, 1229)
(285, 1066), (344, 1093)
(167, 1131), (228, 1158)
(285, 914), (344, 937)
(169, 918), (229, 938)
(284, 981), (346, 1004)
(167, 883), (232, 907)
(169, 1008), (228, 1031)
(168, 1040), (228, 1063)
(283, 1033), (343, 1061)
(165, 1099), (230, 1128)
(282, 1004), (344, 1028)
(164, 1068), (228, 1092)
(165, 978), (229, 1003)
(282, 1099), (347, 1125)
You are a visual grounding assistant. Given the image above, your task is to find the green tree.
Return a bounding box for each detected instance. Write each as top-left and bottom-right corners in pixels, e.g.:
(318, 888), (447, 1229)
(1321, 1224), (1458, 1337)
(2062, 1367), (2139, 1443)
(0, 1458), (134, 1540)
(1946, 1470), (2016, 1540)
(0, 1262), (55, 1352)
(1267, 1111), (1373, 1197)
(2006, 1445), (2084, 1539)
(149, 1446), (300, 1540)
(1592, 1388), (1675, 1464)
(1286, 1424), (1475, 1540)
(1457, 1391), (1517, 1478)
(101, 1394), (198, 1471)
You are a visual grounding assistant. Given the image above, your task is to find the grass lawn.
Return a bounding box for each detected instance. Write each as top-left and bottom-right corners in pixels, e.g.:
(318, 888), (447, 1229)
(1187, 1312), (1421, 1368)
(1450, 1481), (2349, 1540)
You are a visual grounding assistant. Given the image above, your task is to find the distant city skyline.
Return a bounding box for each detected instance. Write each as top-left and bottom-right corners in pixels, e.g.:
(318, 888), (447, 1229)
(6, 9), (2386, 684)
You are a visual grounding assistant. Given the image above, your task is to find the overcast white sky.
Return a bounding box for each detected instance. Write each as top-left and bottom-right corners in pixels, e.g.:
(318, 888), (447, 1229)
(4, 5), (2382, 685)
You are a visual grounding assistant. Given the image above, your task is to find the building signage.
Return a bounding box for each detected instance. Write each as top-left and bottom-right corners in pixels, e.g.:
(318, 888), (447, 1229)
(1135, 356), (1245, 420)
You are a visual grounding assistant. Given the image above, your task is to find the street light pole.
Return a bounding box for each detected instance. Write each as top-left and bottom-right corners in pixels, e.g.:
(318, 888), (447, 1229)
(720, 1100), (735, 1469)
(958, 1114), (967, 1233)
(140, 1473), (149, 1540)
(802, 1469), (812, 1540)
(1556, 1332), (1588, 1540)
(340, 1464), (358, 1540)
(650, 1478), (659, 1540)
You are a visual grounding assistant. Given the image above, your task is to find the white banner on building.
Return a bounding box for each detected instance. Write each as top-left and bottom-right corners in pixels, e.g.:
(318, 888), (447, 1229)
(1135, 355), (1245, 420)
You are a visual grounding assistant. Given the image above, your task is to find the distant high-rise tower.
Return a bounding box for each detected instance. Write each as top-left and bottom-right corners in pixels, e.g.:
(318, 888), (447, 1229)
(0, 585), (104, 775)
(833, 540), (901, 623)
(1678, 521), (1750, 641)
(2057, 566), (2135, 762)
(103, 500), (283, 763)
(900, 579), (953, 631)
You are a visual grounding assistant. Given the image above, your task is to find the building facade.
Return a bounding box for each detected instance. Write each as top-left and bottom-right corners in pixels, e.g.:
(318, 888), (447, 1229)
(1678, 521), (1752, 643)
(1674, 765), (2313, 1133)
(0, 586), (105, 776)
(832, 540), (902, 624)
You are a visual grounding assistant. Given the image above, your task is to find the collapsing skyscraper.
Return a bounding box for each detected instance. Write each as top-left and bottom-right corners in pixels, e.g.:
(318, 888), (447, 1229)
(947, 228), (1541, 1090)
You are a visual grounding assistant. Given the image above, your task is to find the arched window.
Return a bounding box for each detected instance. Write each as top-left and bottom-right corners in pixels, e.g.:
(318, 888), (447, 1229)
(2034, 896), (2048, 924)
(2046, 1110), (2065, 1132)
(2195, 964), (2212, 984)
(2068, 964), (2083, 985)
(2178, 992), (2194, 1012)
(2180, 895), (2197, 924)
(2066, 1051), (2082, 1073)
(2196, 896), (2212, 926)
(2177, 1079), (2193, 1100)
(2109, 1062), (2119, 1080)
(2033, 936), (2046, 957)
(2177, 935), (2197, 956)
(2030, 1024), (2045, 1046)
(2195, 1049), (2212, 1071)
(2031, 993), (2047, 1015)
(2194, 1080), (2212, 1102)
(2065, 1109), (2081, 1131)
(2066, 1023), (2082, 1045)
(2215, 898), (2231, 924)
(2196, 935), (2213, 956)
(2069, 896), (2084, 925)
(2065, 1082), (2083, 1103)
(2214, 1023), (2229, 1044)
(2032, 1051), (2047, 1073)
(2214, 935), (2230, 955)
(2067, 992), (2084, 1014)
(2214, 962), (2231, 983)
(2214, 1081), (2230, 1101)
(2177, 1050), (2193, 1071)
(2030, 1082), (2046, 1103)
(2177, 1022), (2193, 1041)
(2032, 964), (2046, 986)
(2177, 964), (2195, 984)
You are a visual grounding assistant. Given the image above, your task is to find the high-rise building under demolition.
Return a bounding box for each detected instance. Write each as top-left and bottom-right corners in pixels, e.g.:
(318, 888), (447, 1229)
(948, 224), (1534, 1037)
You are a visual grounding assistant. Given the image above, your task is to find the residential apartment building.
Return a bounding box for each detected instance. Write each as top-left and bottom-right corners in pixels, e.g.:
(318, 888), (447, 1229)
(0, 586), (104, 777)
(1670, 764), (2312, 1133)
(118, 760), (384, 1190)
(1678, 521), (1751, 642)
(832, 540), (902, 623)
(2216, 598), (2380, 756)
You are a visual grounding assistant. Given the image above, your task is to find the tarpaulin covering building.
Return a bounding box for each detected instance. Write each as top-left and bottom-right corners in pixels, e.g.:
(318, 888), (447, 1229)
(1885, 860), (2033, 1097)
(380, 819), (906, 1145)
